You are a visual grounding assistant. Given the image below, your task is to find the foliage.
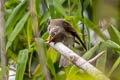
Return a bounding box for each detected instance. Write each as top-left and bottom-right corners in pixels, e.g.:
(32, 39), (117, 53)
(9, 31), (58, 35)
(3, 0), (120, 80)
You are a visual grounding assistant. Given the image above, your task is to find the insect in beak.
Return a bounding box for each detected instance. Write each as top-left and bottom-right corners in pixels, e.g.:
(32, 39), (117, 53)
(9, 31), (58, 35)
(46, 35), (52, 43)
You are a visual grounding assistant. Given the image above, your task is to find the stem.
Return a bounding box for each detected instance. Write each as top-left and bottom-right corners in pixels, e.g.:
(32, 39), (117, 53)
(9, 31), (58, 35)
(0, 0), (7, 79)
(29, 0), (51, 80)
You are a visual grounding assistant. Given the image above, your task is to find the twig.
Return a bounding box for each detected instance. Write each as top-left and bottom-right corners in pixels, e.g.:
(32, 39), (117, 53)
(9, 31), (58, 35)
(71, 4), (75, 11)
(28, 52), (33, 78)
(9, 64), (41, 78)
(8, 68), (31, 78)
(49, 42), (110, 80)
(67, 4), (75, 16)
(88, 51), (105, 63)
(0, 0), (7, 80)
(32, 64), (40, 75)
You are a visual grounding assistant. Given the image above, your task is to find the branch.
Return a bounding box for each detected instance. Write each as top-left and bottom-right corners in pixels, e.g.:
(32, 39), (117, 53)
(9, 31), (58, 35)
(88, 51), (105, 63)
(0, 0), (7, 80)
(49, 42), (110, 80)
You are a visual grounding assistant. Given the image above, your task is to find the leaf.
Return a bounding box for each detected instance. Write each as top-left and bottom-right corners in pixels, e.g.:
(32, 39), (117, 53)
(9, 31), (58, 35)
(68, 66), (80, 75)
(6, 12), (30, 50)
(77, 0), (82, 16)
(42, 32), (49, 40)
(6, 0), (27, 35)
(108, 56), (120, 77)
(27, 17), (32, 48)
(95, 40), (120, 72)
(35, 0), (41, 16)
(7, 49), (17, 62)
(40, 12), (49, 25)
(108, 25), (120, 45)
(86, 27), (91, 49)
(79, 17), (108, 40)
(47, 58), (56, 79)
(66, 66), (94, 80)
(59, 0), (65, 4)
(103, 40), (120, 51)
(82, 42), (100, 60)
(15, 49), (28, 80)
(53, 0), (66, 16)
(96, 50), (107, 72)
(83, 0), (90, 10)
(48, 0), (55, 18)
(47, 48), (58, 63)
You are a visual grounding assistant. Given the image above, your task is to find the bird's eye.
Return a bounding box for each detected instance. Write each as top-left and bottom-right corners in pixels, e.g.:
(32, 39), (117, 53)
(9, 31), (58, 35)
(52, 32), (56, 36)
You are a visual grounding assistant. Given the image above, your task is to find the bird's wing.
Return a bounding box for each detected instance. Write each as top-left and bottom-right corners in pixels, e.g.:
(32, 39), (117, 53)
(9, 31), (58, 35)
(62, 20), (87, 50)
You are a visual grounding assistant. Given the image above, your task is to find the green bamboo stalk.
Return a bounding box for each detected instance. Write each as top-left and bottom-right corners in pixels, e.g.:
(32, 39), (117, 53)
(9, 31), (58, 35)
(29, 0), (51, 80)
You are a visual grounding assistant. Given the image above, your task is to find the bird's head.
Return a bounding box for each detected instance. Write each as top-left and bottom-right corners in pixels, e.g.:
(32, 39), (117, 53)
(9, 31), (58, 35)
(46, 19), (64, 43)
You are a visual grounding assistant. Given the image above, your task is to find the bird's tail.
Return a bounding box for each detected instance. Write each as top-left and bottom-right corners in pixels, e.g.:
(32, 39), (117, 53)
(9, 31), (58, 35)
(72, 32), (87, 50)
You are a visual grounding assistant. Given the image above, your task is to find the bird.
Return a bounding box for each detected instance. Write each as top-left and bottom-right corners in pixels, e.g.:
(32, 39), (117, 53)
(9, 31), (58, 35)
(46, 19), (86, 67)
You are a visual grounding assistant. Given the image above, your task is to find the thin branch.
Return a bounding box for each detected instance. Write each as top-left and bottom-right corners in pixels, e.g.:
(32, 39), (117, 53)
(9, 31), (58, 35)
(67, 4), (75, 16)
(88, 51), (105, 63)
(0, 0), (7, 80)
(9, 64), (41, 78)
(49, 42), (110, 80)
(9, 68), (31, 78)
(32, 64), (40, 75)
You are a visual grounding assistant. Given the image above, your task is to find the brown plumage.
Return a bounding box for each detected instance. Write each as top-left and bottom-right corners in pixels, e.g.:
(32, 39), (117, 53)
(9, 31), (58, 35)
(47, 19), (86, 67)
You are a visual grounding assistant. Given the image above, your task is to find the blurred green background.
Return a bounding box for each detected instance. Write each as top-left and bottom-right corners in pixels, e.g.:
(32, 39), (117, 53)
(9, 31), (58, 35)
(1, 0), (120, 80)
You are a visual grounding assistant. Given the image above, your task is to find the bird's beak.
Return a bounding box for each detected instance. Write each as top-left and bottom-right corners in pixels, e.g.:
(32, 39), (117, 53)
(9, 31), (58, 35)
(46, 35), (52, 43)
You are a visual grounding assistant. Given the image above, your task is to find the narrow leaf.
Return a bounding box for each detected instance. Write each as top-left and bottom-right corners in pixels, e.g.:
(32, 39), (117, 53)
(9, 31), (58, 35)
(79, 17), (108, 40)
(96, 50), (107, 72)
(82, 42), (100, 60)
(108, 56), (120, 77)
(53, 0), (66, 16)
(15, 49), (28, 80)
(103, 40), (120, 51)
(6, 0), (27, 35)
(108, 25), (120, 45)
(6, 12), (30, 50)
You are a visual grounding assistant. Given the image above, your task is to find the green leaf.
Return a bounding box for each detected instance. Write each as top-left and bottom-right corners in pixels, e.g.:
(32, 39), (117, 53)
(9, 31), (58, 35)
(83, 0), (90, 10)
(42, 32), (49, 40)
(27, 17), (32, 48)
(108, 25), (120, 45)
(48, 0), (55, 18)
(15, 49), (28, 80)
(40, 12), (49, 25)
(53, 0), (66, 16)
(82, 42), (100, 60)
(35, 0), (41, 16)
(96, 50), (107, 72)
(47, 58), (56, 78)
(68, 66), (80, 75)
(6, 12), (30, 50)
(77, 0), (82, 16)
(6, 0), (27, 35)
(7, 49), (17, 62)
(47, 48), (58, 63)
(103, 40), (120, 51)
(108, 56), (120, 77)
(79, 17), (108, 40)
(66, 66), (94, 80)
(59, 0), (65, 4)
